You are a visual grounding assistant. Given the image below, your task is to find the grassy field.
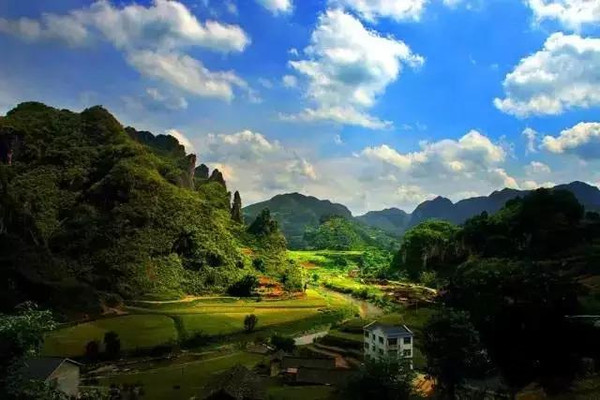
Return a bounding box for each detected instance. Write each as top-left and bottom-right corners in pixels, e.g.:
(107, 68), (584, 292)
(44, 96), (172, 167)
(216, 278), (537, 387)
(43, 289), (356, 357)
(43, 315), (178, 357)
(96, 351), (264, 400)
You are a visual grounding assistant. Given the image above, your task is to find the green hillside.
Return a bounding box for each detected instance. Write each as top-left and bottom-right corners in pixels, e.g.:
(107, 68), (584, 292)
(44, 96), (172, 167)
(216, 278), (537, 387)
(0, 102), (263, 313)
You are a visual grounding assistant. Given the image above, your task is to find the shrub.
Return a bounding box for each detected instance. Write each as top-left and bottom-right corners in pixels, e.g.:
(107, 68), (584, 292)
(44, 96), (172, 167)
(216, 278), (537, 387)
(85, 340), (101, 362)
(271, 334), (296, 353)
(103, 331), (121, 360)
(227, 275), (259, 297)
(244, 314), (258, 333)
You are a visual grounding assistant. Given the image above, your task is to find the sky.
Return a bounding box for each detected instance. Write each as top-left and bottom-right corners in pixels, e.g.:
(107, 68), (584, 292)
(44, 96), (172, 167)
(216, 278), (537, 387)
(1, 0), (599, 215)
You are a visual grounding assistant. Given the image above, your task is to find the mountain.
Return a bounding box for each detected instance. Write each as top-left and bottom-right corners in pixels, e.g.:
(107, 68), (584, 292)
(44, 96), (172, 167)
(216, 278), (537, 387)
(251, 183), (600, 242)
(0, 102), (268, 313)
(243, 193), (352, 249)
(356, 208), (410, 236)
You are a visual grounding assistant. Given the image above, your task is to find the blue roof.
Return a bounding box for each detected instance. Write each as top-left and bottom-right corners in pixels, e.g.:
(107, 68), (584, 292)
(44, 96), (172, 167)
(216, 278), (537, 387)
(364, 322), (413, 336)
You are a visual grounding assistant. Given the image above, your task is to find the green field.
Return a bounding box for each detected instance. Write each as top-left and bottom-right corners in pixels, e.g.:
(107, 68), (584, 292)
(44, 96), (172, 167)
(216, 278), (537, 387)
(43, 315), (178, 357)
(96, 351), (264, 400)
(43, 289), (356, 357)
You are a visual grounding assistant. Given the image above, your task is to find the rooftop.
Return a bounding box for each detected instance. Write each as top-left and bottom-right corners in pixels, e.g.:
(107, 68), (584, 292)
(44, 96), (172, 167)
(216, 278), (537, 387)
(21, 357), (81, 380)
(364, 322), (413, 337)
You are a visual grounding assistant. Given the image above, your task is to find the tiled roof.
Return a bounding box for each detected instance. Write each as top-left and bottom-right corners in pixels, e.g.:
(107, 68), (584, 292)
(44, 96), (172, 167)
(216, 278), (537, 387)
(22, 358), (81, 380)
(364, 322), (413, 336)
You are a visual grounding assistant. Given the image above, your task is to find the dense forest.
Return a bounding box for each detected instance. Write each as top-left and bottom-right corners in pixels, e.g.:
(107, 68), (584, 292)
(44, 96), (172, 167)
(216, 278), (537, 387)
(0, 102), (288, 315)
(391, 189), (600, 395)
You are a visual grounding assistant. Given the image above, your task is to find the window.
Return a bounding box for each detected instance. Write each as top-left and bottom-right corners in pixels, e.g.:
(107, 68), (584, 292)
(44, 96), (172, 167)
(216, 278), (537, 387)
(404, 349), (412, 357)
(403, 336), (412, 344)
(388, 338), (397, 346)
(364, 331), (370, 337)
(364, 343), (369, 349)
(379, 348), (384, 355)
(378, 336), (384, 344)
(371, 344), (375, 351)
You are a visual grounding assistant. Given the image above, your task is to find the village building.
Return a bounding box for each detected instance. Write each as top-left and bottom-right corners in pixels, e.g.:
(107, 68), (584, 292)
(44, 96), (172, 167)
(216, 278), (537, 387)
(21, 357), (82, 397)
(363, 322), (414, 364)
(203, 364), (266, 400)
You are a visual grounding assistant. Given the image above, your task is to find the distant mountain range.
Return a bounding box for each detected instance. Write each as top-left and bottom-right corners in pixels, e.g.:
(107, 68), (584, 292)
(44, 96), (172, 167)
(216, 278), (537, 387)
(243, 182), (600, 244)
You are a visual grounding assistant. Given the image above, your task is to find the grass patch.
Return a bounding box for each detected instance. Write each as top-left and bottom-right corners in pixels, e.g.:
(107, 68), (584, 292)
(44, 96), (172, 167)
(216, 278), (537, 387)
(96, 352), (264, 400)
(267, 384), (337, 400)
(43, 315), (178, 357)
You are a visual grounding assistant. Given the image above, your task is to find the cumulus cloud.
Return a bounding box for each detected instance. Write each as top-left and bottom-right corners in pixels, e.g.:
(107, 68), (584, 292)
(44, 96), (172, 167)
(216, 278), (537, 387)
(494, 33), (600, 117)
(331, 0), (428, 22)
(199, 129), (319, 203)
(283, 9), (423, 129)
(395, 185), (435, 204)
(522, 127), (538, 154)
(521, 180), (556, 190)
(526, 161), (552, 175)
(541, 122), (600, 159)
(282, 75), (298, 88)
(255, 0), (293, 15)
(166, 129), (195, 153)
(0, 0), (252, 102)
(526, 0), (600, 31)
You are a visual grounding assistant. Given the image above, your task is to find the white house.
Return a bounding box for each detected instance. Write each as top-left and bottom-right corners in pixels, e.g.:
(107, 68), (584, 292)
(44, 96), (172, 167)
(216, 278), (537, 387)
(22, 357), (82, 397)
(363, 322), (414, 365)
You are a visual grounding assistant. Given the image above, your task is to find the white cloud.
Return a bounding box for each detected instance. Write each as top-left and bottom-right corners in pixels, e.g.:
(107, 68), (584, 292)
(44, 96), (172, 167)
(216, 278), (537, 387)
(526, 0), (600, 31)
(200, 130), (320, 203)
(494, 33), (600, 117)
(258, 78), (274, 89)
(127, 51), (248, 101)
(282, 75), (298, 88)
(0, 1), (252, 102)
(146, 88), (188, 110)
(395, 185), (435, 204)
(331, 0), (428, 22)
(288, 48), (299, 57)
(521, 180), (556, 190)
(334, 134), (344, 145)
(280, 106), (392, 130)
(255, 0), (293, 15)
(0, 0), (250, 52)
(522, 127), (538, 154)
(541, 122), (600, 159)
(166, 129), (195, 153)
(526, 161), (552, 175)
(285, 9), (423, 129)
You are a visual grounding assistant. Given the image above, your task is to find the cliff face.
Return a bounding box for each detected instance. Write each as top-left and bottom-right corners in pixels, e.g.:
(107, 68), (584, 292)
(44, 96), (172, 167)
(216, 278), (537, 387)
(0, 128), (19, 165)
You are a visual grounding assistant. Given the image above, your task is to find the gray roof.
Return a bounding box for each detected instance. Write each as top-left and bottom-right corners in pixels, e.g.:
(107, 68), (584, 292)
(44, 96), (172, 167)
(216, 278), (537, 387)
(22, 358), (81, 380)
(281, 356), (336, 370)
(364, 322), (413, 336)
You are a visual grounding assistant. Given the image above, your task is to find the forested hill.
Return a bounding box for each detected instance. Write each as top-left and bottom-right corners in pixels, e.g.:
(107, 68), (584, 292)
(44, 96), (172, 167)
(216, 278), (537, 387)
(243, 193), (352, 249)
(359, 181), (600, 235)
(0, 102), (279, 314)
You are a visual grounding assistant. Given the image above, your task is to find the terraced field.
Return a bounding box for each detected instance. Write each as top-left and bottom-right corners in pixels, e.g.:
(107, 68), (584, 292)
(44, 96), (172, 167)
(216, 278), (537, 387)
(43, 289), (356, 357)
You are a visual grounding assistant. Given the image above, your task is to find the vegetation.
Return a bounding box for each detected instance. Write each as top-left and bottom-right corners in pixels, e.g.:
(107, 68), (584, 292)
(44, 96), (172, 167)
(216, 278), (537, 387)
(270, 334), (296, 353)
(304, 215), (397, 251)
(344, 356), (416, 400)
(243, 314), (258, 333)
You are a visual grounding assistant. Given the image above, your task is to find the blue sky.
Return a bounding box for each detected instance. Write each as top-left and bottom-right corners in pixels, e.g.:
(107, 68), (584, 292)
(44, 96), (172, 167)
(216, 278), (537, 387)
(1, 0), (599, 214)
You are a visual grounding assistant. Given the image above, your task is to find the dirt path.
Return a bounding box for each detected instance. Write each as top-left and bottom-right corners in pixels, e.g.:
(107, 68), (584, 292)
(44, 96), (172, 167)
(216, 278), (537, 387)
(294, 330), (329, 346)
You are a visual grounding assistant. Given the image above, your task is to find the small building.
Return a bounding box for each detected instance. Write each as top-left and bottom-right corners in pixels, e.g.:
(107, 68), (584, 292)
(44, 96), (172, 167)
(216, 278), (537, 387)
(281, 356), (337, 373)
(203, 364), (266, 400)
(363, 322), (414, 364)
(21, 357), (82, 397)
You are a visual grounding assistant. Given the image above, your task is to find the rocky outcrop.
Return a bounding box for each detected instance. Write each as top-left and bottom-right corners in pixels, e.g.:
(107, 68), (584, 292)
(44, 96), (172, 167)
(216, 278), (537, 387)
(209, 169), (227, 188)
(0, 129), (19, 165)
(195, 163), (209, 180)
(183, 154), (197, 189)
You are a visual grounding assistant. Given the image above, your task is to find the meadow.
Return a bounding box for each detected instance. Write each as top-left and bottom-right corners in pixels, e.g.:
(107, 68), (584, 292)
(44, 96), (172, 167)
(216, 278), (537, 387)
(43, 289), (356, 357)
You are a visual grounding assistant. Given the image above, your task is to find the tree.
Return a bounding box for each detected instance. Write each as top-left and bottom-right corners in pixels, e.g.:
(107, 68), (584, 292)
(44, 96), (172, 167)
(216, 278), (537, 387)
(85, 340), (101, 362)
(247, 209), (278, 236)
(244, 314), (258, 333)
(422, 308), (490, 398)
(231, 191), (244, 224)
(103, 331), (121, 360)
(442, 259), (581, 390)
(344, 356), (416, 400)
(252, 258), (265, 273)
(270, 334), (296, 353)
(391, 220), (461, 281)
(0, 302), (63, 399)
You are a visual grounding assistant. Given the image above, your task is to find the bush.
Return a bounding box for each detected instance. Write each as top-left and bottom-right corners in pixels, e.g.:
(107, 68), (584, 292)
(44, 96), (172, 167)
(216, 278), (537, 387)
(227, 275), (259, 297)
(85, 340), (101, 362)
(103, 331), (121, 360)
(244, 314), (258, 333)
(252, 258), (266, 273)
(271, 334), (296, 353)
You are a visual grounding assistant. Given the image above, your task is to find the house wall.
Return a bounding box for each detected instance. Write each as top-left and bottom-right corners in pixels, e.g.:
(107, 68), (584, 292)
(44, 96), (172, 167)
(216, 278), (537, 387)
(47, 362), (80, 397)
(363, 328), (413, 361)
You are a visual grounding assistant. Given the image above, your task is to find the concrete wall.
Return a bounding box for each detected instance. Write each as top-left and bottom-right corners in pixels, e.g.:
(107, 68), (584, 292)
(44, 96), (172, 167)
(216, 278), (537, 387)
(48, 362), (79, 397)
